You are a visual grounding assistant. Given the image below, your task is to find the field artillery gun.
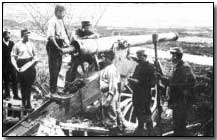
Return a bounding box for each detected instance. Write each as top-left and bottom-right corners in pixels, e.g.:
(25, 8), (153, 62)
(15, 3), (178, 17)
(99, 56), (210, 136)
(4, 32), (178, 136)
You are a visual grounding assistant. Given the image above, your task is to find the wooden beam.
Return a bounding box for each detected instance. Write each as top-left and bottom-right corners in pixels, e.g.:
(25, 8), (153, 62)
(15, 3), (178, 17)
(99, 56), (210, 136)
(162, 123), (201, 136)
(60, 122), (109, 135)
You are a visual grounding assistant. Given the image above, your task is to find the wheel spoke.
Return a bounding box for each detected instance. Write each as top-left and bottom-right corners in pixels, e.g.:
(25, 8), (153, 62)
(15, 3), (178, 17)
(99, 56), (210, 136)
(123, 102), (132, 117)
(120, 98), (132, 108)
(128, 106), (134, 122)
(119, 85), (160, 127)
(120, 93), (132, 98)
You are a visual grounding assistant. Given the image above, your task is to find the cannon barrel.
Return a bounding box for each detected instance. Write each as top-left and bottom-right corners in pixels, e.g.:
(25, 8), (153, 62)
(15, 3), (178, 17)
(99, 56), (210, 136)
(57, 32), (178, 89)
(77, 32), (179, 54)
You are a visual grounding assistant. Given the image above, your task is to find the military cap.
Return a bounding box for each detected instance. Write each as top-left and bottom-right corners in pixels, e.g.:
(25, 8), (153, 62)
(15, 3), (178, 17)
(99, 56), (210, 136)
(170, 47), (183, 55)
(136, 50), (147, 57)
(81, 21), (91, 27)
(3, 30), (10, 37)
(55, 5), (65, 13)
(21, 29), (30, 37)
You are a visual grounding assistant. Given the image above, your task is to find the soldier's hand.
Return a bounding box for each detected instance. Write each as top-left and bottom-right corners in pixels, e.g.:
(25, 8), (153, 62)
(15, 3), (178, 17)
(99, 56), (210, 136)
(17, 68), (21, 72)
(166, 87), (170, 101)
(108, 92), (114, 97)
(62, 46), (76, 54)
(166, 92), (170, 101)
(15, 66), (21, 72)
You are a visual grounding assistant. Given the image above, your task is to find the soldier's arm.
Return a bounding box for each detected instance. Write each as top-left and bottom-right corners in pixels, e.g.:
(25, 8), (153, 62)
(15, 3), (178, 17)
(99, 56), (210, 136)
(11, 44), (19, 72)
(81, 30), (100, 39)
(108, 70), (116, 96)
(179, 65), (195, 96)
(87, 32), (100, 39)
(184, 65), (196, 89)
(47, 20), (62, 51)
(150, 64), (158, 87)
(50, 37), (62, 51)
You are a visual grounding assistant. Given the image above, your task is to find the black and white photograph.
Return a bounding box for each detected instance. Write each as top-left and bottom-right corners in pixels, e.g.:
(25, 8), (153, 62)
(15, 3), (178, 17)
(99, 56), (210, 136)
(2, 2), (214, 137)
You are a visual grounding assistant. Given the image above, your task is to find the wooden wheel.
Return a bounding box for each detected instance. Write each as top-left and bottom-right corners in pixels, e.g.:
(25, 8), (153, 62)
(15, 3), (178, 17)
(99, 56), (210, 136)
(120, 85), (158, 128)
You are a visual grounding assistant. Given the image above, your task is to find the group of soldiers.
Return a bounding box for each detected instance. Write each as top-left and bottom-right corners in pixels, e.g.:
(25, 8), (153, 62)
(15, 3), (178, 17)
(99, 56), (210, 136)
(3, 29), (36, 110)
(3, 5), (196, 136)
(126, 47), (196, 136)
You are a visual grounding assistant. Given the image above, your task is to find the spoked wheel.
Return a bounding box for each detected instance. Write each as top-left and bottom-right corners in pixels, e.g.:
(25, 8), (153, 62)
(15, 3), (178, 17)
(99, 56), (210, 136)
(120, 85), (158, 129)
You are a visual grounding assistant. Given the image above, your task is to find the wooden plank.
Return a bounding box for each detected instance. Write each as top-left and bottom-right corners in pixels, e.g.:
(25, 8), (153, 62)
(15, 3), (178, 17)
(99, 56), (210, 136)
(4, 71), (102, 136)
(3, 107), (33, 112)
(3, 100), (52, 136)
(162, 123), (201, 136)
(60, 122), (109, 134)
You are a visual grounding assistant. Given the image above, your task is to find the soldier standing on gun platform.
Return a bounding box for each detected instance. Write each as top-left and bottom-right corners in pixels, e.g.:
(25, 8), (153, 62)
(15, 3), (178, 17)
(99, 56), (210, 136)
(162, 47), (196, 136)
(3, 30), (21, 100)
(46, 5), (74, 96)
(128, 50), (157, 136)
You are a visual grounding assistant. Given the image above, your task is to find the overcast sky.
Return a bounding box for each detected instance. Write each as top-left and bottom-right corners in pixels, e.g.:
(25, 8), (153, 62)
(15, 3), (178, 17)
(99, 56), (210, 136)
(3, 3), (213, 28)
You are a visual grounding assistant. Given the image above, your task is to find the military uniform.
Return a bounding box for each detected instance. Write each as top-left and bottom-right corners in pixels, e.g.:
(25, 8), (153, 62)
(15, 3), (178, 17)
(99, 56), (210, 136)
(73, 21), (95, 39)
(3, 38), (19, 99)
(168, 60), (196, 136)
(100, 63), (121, 127)
(129, 58), (156, 136)
(75, 28), (94, 38)
(164, 47), (196, 136)
(46, 6), (70, 93)
(67, 21), (97, 83)
(11, 30), (36, 109)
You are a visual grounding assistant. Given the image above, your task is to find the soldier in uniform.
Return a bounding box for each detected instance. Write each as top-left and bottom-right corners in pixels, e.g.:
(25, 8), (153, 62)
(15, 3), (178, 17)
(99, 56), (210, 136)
(73, 21), (99, 40)
(11, 29), (37, 109)
(163, 47), (196, 136)
(128, 50), (157, 136)
(3, 31), (20, 100)
(66, 21), (99, 83)
(99, 50), (124, 133)
(46, 5), (74, 95)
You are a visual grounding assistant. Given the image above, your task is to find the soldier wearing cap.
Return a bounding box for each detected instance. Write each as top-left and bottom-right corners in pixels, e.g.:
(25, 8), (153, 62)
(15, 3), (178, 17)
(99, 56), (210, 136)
(164, 47), (196, 136)
(66, 20), (99, 82)
(46, 5), (75, 95)
(99, 50), (125, 132)
(11, 29), (37, 109)
(128, 50), (157, 136)
(3, 30), (20, 100)
(73, 21), (99, 40)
